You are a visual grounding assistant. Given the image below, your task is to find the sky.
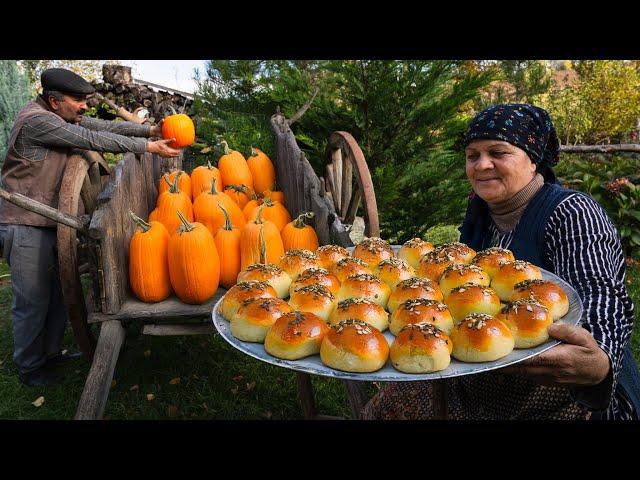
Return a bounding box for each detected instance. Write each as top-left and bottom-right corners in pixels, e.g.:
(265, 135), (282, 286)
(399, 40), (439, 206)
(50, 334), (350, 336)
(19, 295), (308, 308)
(121, 60), (209, 94)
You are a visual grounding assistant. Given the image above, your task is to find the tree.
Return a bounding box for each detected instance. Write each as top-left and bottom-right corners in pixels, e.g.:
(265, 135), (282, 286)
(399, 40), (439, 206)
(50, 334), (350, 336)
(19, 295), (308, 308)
(18, 60), (114, 95)
(0, 60), (33, 165)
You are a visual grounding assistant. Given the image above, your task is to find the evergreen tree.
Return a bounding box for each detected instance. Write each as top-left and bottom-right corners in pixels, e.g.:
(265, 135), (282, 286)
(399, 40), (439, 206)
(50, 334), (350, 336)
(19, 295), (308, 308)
(0, 60), (33, 166)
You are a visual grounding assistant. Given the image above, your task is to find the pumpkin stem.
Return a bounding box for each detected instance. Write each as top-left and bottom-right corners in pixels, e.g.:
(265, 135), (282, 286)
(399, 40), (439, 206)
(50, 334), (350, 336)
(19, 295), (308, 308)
(218, 204), (233, 231)
(226, 184), (247, 194)
(294, 212), (314, 228)
(165, 171), (182, 193)
(169, 105), (177, 115)
(129, 210), (151, 233)
(249, 189), (258, 201)
(255, 205), (266, 224)
(259, 225), (267, 264)
(206, 160), (214, 170)
(209, 177), (219, 194)
(220, 139), (231, 155)
(250, 146), (257, 157)
(176, 210), (195, 233)
(263, 197), (274, 207)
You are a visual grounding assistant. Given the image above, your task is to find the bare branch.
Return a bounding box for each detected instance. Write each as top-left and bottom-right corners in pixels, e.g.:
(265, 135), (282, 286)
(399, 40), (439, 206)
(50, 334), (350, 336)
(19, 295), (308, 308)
(560, 144), (640, 153)
(287, 86), (320, 126)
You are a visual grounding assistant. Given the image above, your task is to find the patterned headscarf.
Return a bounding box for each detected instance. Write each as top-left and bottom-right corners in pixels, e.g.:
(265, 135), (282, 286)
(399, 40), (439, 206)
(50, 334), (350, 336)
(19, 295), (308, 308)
(463, 104), (560, 182)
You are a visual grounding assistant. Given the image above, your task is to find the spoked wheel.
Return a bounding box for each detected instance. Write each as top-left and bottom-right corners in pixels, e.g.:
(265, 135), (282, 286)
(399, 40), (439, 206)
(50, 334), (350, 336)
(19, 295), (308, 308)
(58, 151), (112, 361)
(324, 131), (380, 238)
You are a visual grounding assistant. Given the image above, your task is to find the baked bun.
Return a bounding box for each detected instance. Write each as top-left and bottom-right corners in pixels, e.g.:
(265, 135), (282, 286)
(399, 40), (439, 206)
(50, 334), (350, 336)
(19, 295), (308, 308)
(438, 242), (477, 263)
(289, 267), (341, 297)
(288, 284), (337, 322)
(320, 319), (389, 372)
(330, 257), (373, 283)
(491, 260), (542, 302)
(450, 313), (514, 362)
(316, 244), (351, 270)
(329, 297), (389, 332)
(472, 247), (516, 279)
(336, 273), (391, 309)
(445, 283), (502, 323)
(277, 249), (321, 281)
(416, 246), (468, 282)
(495, 299), (553, 349)
(511, 279), (569, 320)
(439, 263), (490, 299)
(220, 281), (278, 321)
(236, 263), (292, 299)
(389, 298), (453, 336)
(390, 323), (452, 373)
(264, 311), (330, 360)
(374, 257), (416, 290)
(397, 238), (435, 269)
(352, 237), (395, 269)
(387, 277), (444, 313)
(230, 297), (293, 342)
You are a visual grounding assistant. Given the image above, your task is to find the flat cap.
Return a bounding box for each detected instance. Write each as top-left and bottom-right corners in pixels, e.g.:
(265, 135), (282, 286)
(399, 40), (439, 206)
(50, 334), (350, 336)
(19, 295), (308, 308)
(41, 68), (95, 96)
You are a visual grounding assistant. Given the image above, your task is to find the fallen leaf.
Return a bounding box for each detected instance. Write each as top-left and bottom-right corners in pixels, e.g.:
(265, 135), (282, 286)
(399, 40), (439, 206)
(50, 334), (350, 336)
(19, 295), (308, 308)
(246, 381), (256, 391)
(167, 405), (179, 417)
(261, 411), (272, 419)
(230, 386), (239, 395)
(110, 379), (117, 389)
(200, 146), (211, 154)
(169, 377), (181, 385)
(143, 350), (151, 358)
(130, 384), (139, 391)
(202, 403), (209, 412)
(146, 393), (155, 401)
(32, 396), (45, 407)
(232, 375), (244, 382)
(192, 374), (199, 380)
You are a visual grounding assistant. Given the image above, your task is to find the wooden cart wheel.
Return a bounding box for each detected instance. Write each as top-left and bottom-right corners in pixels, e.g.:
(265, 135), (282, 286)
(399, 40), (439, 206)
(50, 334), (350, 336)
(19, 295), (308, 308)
(324, 131), (380, 238)
(58, 151), (111, 361)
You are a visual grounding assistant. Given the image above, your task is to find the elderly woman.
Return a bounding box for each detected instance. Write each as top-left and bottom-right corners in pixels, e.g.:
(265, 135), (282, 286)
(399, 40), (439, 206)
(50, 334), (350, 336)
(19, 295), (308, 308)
(362, 104), (639, 420)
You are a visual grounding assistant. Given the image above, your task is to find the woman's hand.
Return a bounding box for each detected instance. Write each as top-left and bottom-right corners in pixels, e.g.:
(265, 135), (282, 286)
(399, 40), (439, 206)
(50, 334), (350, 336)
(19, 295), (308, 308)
(145, 138), (181, 158)
(501, 323), (611, 387)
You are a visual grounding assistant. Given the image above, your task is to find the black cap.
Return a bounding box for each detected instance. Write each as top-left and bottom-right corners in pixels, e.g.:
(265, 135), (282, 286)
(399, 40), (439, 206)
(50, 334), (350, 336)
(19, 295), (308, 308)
(41, 68), (95, 96)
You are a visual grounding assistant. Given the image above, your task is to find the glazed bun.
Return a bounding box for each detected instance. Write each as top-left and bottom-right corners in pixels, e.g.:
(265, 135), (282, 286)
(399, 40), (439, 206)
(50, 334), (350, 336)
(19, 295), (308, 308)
(511, 279), (569, 320)
(352, 237), (395, 269)
(387, 277), (444, 313)
(438, 242), (477, 263)
(289, 267), (341, 297)
(416, 245), (469, 282)
(264, 311), (330, 360)
(336, 273), (391, 309)
(236, 263), (292, 299)
(330, 257), (373, 283)
(389, 298), (453, 336)
(288, 284), (337, 322)
(320, 319), (389, 372)
(439, 263), (490, 299)
(450, 313), (514, 362)
(277, 249), (321, 281)
(220, 281), (278, 321)
(329, 297), (389, 332)
(231, 297), (293, 342)
(445, 283), (502, 323)
(316, 244), (351, 270)
(397, 238), (435, 269)
(472, 247), (516, 279)
(491, 260), (542, 302)
(375, 257), (416, 290)
(390, 323), (452, 373)
(495, 299), (553, 349)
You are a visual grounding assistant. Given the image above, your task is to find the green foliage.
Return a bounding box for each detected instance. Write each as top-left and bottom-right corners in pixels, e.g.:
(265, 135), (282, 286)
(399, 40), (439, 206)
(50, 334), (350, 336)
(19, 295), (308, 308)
(0, 61), (33, 165)
(422, 224), (461, 245)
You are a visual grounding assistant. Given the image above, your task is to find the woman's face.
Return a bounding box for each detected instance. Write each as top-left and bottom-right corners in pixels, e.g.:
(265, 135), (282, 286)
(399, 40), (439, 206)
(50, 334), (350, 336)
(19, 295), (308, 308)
(465, 139), (537, 203)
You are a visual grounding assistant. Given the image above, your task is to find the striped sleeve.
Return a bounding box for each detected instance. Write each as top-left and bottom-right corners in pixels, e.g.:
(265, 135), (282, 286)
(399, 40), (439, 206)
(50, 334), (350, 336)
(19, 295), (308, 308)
(79, 116), (151, 138)
(545, 193), (635, 412)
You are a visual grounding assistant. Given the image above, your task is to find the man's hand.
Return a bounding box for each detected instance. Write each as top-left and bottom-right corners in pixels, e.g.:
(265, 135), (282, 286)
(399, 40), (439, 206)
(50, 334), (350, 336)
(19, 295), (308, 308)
(149, 119), (164, 138)
(501, 323), (610, 387)
(146, 138), (181, 158)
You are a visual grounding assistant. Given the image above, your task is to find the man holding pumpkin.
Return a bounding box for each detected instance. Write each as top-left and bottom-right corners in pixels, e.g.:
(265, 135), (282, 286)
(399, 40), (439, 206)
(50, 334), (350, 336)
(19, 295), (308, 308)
(0, 68), (182, 386)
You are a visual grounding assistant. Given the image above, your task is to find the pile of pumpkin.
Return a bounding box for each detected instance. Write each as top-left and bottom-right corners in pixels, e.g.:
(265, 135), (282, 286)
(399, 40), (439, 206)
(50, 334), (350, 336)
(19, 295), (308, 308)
(128, 140), (320, 304)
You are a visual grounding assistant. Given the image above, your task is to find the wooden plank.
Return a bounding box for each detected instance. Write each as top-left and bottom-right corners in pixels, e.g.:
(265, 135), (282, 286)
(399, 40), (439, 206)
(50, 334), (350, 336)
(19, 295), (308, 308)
(343, 380), (369, 419)
(74, 320), (125, 420)
(0, 188), (86, 231)
(332, 148), (343, 214)
(142, 324), (215, 336)
(341, 148), (353, 219)
(296, 372), (318, 419)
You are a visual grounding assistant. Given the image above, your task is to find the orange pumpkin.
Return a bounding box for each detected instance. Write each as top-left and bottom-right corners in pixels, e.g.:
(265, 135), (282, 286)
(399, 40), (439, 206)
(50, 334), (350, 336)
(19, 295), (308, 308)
(191, 160), (223, 198)
(168, 211), (220, 304)
(281, 212), (319, 251)
(161, 113), (195, 148)
(224, 184), (251, 209)
(193, 177), (246, 236)
(148, 208), (158, 222)
(214, 205), (242, 289)
(263, 188), (285, 204)
(240, 206), (285, 271)
(247, 197), (291, 232)
(242, 190), (262, 219)
(218, 140), (253, 191)
(155, 173), (194, 235)
(247, 147), (275, 198)
(158, 170), (192, 201)
(128, 210), (171, 302)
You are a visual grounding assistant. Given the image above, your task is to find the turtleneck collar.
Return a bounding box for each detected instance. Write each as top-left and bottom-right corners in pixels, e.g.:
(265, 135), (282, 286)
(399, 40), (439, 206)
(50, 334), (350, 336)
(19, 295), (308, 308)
(487, 173), (545, 233)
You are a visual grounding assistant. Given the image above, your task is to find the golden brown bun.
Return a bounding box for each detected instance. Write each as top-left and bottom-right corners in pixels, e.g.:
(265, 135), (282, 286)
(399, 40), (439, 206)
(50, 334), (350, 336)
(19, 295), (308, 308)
(387, 277), (444, 313)
(221, 281), (278, 321)
(416, 243), (473, 282)
(231, 297), (293, 342)
(330, 257), (373, 283)
(389, 298), (453, 336)
(374, 257), (416, 290)
(320, 319), (389, 372)
(264, 311), (330, 360)
(289, 267), (341, 297)
(352, 237), (395, 269)
(439, 263), (490, 299)
(491, 261), (542, 302)
(495, 299), (553, 348)
(511, 279), (569, 320)
(288, 284), (337, 322)
(397, 238), (435, 269)
(472, 247), (516, 279)
(237, 263), (292, 299)
(390, 323), (452, 373)
(316, 244), (351, 270)
(445, 283), (502, 323)
(277, 249), (322, 281)
(450, 313), (514, 362)
(335, 273), (391, 309)
(329, 297), (389, 332)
